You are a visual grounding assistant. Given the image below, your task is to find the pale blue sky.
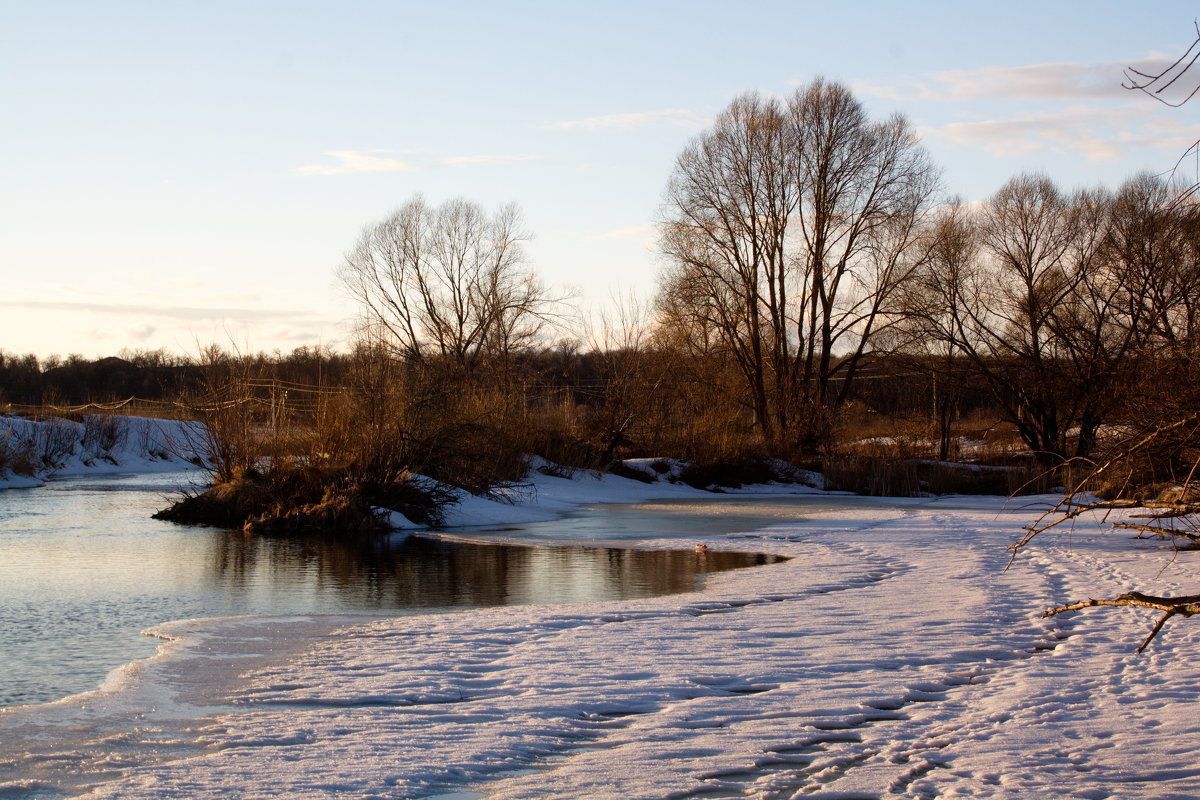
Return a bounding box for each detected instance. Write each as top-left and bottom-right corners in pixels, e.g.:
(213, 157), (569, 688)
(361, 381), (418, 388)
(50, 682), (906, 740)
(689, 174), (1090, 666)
(2, 1), (1197, 357)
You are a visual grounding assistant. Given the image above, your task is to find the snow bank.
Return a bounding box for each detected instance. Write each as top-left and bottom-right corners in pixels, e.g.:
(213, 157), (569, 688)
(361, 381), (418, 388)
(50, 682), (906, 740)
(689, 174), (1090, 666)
(390, 456), (829, 530)
(0, 414), (203, 488)
(440, 462), (706, 528)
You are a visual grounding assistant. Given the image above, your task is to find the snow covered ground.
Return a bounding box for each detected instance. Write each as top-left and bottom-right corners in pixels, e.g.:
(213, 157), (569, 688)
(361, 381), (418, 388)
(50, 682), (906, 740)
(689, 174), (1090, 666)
(0, 460), (1197, 799)
(0, 414), (201, 488)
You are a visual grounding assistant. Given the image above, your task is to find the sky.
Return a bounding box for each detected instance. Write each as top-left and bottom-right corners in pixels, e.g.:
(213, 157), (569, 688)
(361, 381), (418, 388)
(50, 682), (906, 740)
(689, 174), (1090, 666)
(2, 0), (1198, 359)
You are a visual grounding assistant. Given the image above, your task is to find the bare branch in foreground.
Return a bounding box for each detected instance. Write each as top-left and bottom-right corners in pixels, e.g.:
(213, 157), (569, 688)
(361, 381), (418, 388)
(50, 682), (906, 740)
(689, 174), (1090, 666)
(1110, 521), (1200, 544)
(1009, 416), (1200, 561)
(1122, 21), (1200, 106)
(1045, 592), (1200, 653)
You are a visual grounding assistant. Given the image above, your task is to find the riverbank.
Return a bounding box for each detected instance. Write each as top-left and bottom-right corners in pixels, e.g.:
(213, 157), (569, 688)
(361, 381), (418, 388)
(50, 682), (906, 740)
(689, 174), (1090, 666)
(0, 414), (201, 489)
(2, 464), (1197, 797)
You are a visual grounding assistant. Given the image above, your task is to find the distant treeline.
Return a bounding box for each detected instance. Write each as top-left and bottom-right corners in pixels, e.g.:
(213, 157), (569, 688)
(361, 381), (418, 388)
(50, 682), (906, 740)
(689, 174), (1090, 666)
(0, 350), (199, 406)
(0, 345), (998, 434)
(0, 347), (341, 408)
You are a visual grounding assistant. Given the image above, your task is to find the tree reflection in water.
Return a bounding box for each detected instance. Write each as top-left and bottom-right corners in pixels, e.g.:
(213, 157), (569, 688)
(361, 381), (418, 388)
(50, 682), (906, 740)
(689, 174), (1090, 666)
(206, 531), (785, 611)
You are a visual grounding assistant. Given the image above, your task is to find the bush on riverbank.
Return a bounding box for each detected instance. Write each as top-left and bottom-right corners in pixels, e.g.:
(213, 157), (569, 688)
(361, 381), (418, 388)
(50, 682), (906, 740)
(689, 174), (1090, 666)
(154, 464), (456, 533)
(0, 436), (37, 478)
(676, 458), (820, 491)
(1, 413), (199, 481)
(157, 348), (533, 533)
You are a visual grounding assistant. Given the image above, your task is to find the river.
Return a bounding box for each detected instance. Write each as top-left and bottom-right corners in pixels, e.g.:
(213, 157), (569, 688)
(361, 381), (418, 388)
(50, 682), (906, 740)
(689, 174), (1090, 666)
(0, 470), (823, 710)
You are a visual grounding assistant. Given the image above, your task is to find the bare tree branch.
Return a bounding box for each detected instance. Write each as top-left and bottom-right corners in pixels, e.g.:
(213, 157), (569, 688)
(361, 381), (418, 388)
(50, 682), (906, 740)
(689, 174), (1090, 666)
(1045, 591), (1200, 653)
(1123, 21), (1200, 106)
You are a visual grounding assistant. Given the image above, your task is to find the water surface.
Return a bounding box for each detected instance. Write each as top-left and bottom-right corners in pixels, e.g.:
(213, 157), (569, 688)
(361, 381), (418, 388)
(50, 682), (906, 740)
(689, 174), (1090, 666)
(0, 471), (786, 709)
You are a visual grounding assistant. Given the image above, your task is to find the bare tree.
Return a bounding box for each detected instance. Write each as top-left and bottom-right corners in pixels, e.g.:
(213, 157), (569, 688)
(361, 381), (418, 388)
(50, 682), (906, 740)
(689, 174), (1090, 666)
(657, 80), (938, 450)
(1009, 182), (1200, 649)
(339, 196), (561, 373)
(789, 79), (939, 425)
(894, 199), (979, 459)
(1007, 30), (1200, 650)
(1105, 173), (1200, 353)
(658, 91), (796, 444)
(903, 175), (1142, 465)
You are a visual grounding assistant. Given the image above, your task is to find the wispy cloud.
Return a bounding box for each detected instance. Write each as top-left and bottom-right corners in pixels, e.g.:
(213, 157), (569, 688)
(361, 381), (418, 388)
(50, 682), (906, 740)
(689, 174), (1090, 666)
(100, 324), (158, 343)
(130, 324), (158, 341)
(855, 55), (1190, 163)
(441, 154), (541, 168)
(291, 150), (419, 176)
(550, 109), (709, 131)
(0, 300), (322, 324)
(920, 105), (1194, 162)
(262, 323), (333, 345)
(922, 108), (1120, 160)
(857, 56), (1172, 103)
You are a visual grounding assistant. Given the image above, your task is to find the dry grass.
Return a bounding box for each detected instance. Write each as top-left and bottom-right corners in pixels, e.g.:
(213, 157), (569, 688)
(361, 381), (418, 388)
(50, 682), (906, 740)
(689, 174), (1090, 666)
(158, 356), (533, 532)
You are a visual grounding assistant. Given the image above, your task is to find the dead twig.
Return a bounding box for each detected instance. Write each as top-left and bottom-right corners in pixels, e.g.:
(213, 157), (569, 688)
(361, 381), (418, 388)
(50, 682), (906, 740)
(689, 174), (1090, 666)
(1045, 591), (1200, 653)
(1111, 521), (1200, 543)
(1122, 21), (1200, 107)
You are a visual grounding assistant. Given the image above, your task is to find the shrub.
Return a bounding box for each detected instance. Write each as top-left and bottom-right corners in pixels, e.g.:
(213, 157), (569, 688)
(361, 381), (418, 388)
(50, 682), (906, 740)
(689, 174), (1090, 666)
(822, 455), (1051, 497)
(31, 417), (77, 469)
(678, 458), (785, 490)
(81, 414), (124, 456)
(155, 464), (457, 532)
(0, 427), (37, 476)
(606, 461), (656, 483)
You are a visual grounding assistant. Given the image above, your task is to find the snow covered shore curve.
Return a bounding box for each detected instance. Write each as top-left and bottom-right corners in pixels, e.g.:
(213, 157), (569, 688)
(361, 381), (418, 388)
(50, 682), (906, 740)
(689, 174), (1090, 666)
(383, 456), (829, 531)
